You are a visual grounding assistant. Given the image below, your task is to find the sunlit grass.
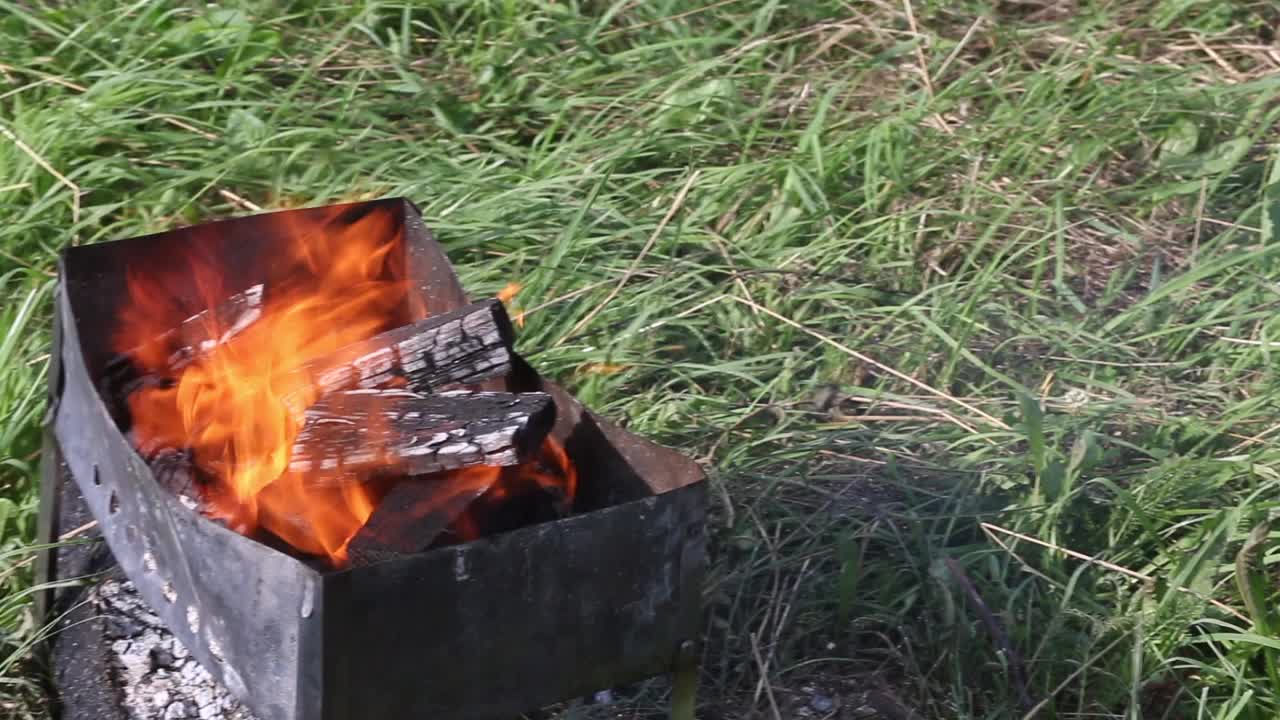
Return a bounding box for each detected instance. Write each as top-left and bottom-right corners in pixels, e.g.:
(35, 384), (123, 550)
(2, 1), (1280, 717)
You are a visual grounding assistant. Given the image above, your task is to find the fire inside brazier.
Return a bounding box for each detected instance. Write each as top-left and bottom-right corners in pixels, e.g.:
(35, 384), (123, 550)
(36, 198), (707, 720)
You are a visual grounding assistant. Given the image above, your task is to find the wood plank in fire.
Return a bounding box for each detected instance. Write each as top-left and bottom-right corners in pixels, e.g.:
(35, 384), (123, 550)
(153, 284), (265, 372)
(345, 475), (497, 567)
(283, 299), (516, 411)
(288, 388), (555, 481)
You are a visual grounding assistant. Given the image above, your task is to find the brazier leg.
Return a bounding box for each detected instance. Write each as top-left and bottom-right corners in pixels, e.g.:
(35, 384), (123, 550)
(35, 309), (65, 625)
(670, 640), (698, 720)
(34, 428), (65, 624)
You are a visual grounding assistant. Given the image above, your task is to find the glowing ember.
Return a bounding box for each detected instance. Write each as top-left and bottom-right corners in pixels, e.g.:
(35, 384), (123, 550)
(452, 437), (577, 542)
(115, 206), (575, 566)
(495, 282), (521, 303)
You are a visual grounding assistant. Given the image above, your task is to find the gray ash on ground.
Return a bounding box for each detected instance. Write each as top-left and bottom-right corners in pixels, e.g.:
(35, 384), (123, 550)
(94, 579), (258, 720)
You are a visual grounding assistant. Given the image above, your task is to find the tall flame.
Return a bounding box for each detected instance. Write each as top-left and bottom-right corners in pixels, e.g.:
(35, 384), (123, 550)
(116, 206), (577, 566)
(118, 207), (407, 563)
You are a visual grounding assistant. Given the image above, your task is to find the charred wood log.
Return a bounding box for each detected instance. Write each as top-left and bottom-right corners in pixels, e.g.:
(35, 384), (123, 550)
(283, 299), (516, 410)
(116, 295), (515, 423)
(168, 283), (264, 370)
(150, 448), (197, 500)
(441, 472), (571, 544)
(133, 284), (265, 373)
(122, 290), (513, 406)
(288, 389), (555, 482)
(346, 473), (498, 567)
(143, 447), (220, 517)
(109, 285), (263, 424)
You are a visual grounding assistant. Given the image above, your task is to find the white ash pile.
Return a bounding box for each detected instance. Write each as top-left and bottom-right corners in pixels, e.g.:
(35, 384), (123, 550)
(94, 579), (258, 720)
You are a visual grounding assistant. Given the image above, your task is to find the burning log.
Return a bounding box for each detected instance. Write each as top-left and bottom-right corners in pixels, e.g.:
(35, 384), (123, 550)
(168, 283), (264, 370)
(129, 284), (266, 373)
(150, 448), (197, 501)
(121, 299), (522, 529)
(288, 388), (555, 482)
(346, 474), (498, 567)
(105, 282), (263, 428)
(347, 437), (577, 566)
(282, 299), (516, 411)
(121, 292), (513, 410)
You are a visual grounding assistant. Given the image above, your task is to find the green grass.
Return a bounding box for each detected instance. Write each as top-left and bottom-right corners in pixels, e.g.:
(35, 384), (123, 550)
(3, 1), (1280, 717)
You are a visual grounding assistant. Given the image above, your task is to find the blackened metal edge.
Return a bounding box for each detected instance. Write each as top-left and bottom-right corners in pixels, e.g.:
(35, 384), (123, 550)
(399, 197), (470, 319)
(296, 570), (326, 720)
(52, 272), (315, 720)
(34, 292), (64, 624)
(537, 378), (703, 499)
(319, 481), (708, 720)
(33, 428), (66, 625)
(43, 437), (129, 720)
(60, 197), (416, 382)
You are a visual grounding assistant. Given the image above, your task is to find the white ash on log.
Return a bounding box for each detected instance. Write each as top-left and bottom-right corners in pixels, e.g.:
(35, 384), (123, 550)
(281, 298), (517, 412)
(346, 473), (499, 567)
(288, 388), (555, 482)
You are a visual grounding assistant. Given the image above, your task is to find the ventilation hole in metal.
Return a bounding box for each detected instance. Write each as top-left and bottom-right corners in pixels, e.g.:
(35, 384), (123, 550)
(91, 465), (102, 487)
(108, 491), (119, 515)
(124, 524), (138, 545)
(142, 551), (157, 573)
(161, 581), (177, 604)
(52, 353), (65, 408)
(186, 605), (200, 635)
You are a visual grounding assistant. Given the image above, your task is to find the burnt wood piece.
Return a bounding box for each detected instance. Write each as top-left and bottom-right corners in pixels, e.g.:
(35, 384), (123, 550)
(149, 447), (203, 508)
(106, 285), (262, 425)
(149, 447), (194, 494)
(283, 299), (515, 411)
(288, 389), (555, 482)
(146, 284), (266, 372)
(346, 475), (498, 567)
(442, 475), (570, 545)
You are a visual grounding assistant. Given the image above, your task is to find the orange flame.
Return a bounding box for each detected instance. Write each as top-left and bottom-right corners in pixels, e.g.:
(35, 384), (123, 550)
(447, 438), (577, 543)
(116, 207), (576, 567)
(496, 282), (525, 328)
(118, 207), (406, 563)
(496, 282), (521, 303)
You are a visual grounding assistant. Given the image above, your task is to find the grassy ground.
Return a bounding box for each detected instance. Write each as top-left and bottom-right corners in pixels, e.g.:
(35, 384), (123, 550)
(2, 1), (1280, 717)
